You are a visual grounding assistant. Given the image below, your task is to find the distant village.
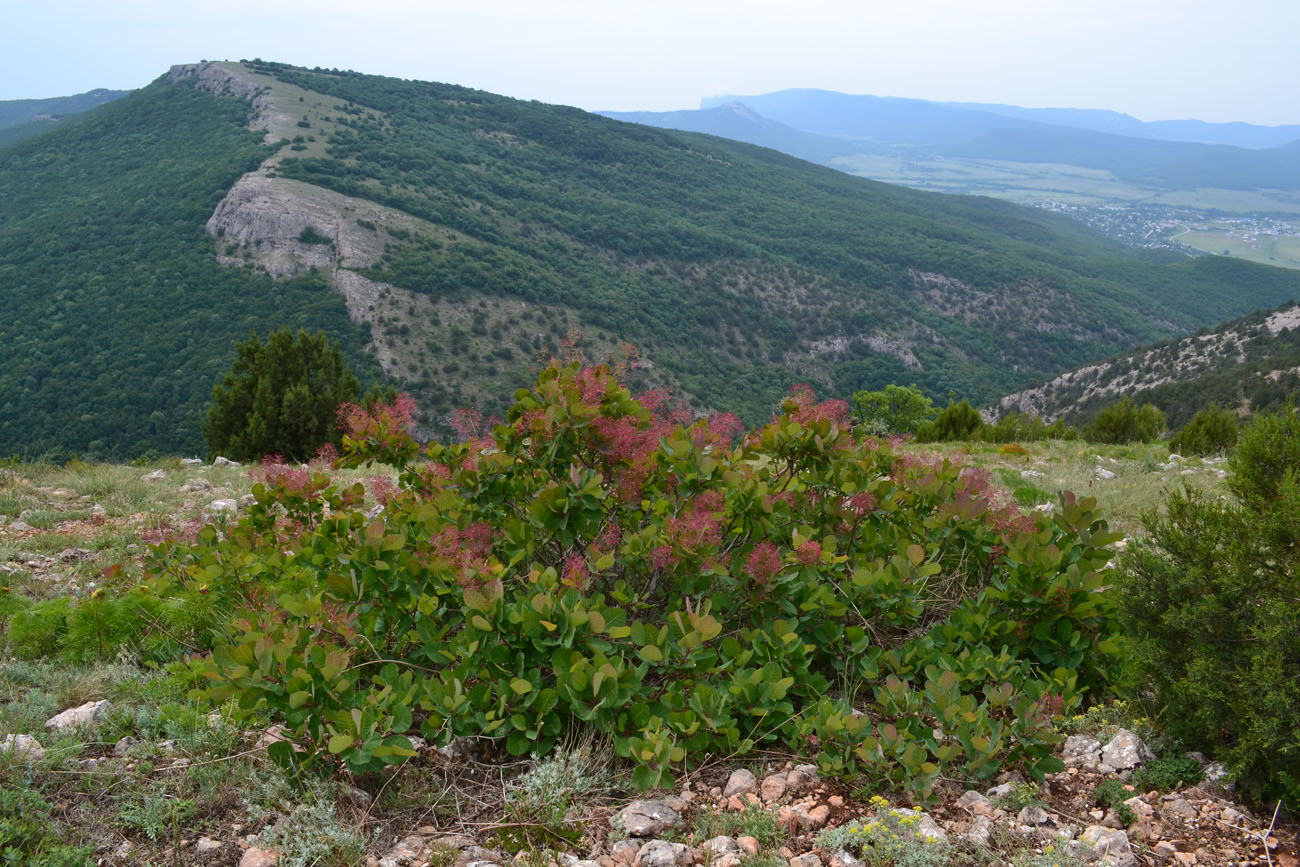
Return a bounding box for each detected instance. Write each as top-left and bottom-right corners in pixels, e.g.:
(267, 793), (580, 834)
(1034, 201), (1300, 258)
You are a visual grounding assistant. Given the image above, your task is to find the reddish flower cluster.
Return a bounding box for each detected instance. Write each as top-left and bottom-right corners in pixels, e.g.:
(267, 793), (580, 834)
(561, 553), (590, 589)
(339, 394), (417, 441)
(847, 491), (878, 516)
(745, 541), (782, 584)
(782, 384), (850, 427)
(367, 475), (398, 506)
(428, 521), (496, 589)
(796, 540), (822, 565)
(251, 455), (312, 494)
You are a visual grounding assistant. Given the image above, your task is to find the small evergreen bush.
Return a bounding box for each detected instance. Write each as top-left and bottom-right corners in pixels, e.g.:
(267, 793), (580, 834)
(1120, 405), (1300, 803)
(203, 327), (384, 462)
(1169, 403), (1237, 456)
(1086, 396), (1165, 444)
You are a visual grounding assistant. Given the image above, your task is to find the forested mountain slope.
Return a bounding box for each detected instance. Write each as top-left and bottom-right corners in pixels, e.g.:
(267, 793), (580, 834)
(993, 302), (1300, 429)
(4, 60), (1300, 457)
(0, 88), (128, 148)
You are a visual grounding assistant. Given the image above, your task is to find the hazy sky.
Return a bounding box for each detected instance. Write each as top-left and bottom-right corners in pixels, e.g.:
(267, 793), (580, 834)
(4, 0), (1298, 125)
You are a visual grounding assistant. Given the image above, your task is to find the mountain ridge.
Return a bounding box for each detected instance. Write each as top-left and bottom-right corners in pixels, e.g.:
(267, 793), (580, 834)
(5, 60), (1300, 458)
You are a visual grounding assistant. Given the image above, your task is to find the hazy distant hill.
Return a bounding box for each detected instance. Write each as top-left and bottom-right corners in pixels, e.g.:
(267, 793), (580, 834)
(939, 100), (1300, 150)
(993, 301), (1300, 429)
(0, 88), (128, 147)
(5, 61), (1300, 458)
(619, 89), (1300, 194)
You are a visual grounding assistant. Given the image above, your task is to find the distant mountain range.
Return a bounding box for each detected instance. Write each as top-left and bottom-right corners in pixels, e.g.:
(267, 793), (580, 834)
(0, 88), (128, 147)
(603, 90), (1300, 196)
(5, 63), (1300, 458)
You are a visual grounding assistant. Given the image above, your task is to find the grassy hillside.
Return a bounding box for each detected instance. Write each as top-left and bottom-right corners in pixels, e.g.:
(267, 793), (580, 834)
(5, 60), (1300, 458)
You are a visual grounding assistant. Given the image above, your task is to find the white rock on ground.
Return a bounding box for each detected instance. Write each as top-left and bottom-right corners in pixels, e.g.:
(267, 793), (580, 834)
(141, 469), (167, 481)
(1063, 734), (1102, 767)
(1099, 729), (1155, 771)
(45, 700), (109, 732)
(0, 733), (45, 762)
(613, 800), (681, 837)
(1078, 825), (1135, 867)
(210, 499), (238, 513)
(703, 836), (741, 856)
(633, 840), (690, 867)
(213, 456), (241, 467)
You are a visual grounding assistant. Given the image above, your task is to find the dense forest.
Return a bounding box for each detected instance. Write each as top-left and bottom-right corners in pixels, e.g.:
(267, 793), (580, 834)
(0, 82), (377, 458)
(4, 60), (1300, 457)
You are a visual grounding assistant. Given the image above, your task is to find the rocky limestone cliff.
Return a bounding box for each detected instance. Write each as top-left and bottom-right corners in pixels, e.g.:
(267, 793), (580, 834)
(990, 301), (1300, 422)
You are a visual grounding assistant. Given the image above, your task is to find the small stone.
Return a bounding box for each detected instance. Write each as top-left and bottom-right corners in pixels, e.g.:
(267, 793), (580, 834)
(956, 790), (998, 817)
(1095, 468), (1117, 480)
(634, 840), (690, 867)
(141, 469), (167, 481)
(8, 520), (34, 532)
(713, 856), (741, 867)
(785, 764), (819, 794)
(1172, 853), (1197, 867)
(614, 801), (682, 838)
(113, 736), (139, 757)
(597, 858), (618, 867)
(45, 700), (109, 732)
(727, 793), (760, 810)
(240, 493), (257, 508)
(181, 458), (204, 466)
(888, 809), (947, 842)
(213, 456), (241, 467)
(724, 768), (758, 798)
(210, 499), (238, 513)
(196, 837), (225, 855)
(961, 814), (994, 846)
(827, 795), (844, 808)
(1162, 798), (1197, 822)
(776, 806), (799, 834)
(1079, 826), (1135, 867)
(0, 733), (45, 763)
(735, 837), (760, 857)
(59, 547), (92, 562)
(986, 782), (1015, 800)
(702, 837), (740, 856)
(759, 772), (788, 802)
(1151, 842), (1178, 864)
(1219, 806), (1244, 825)
(804, 804), (830, 830)
(1018, 804), (1052, 826)
(1100, 729), (1155, 771)
(788, 855), (821, 867)
(240, 848), (279, 867)
(1063, 734), (1102, 766)
(609, 841), (641, 865)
